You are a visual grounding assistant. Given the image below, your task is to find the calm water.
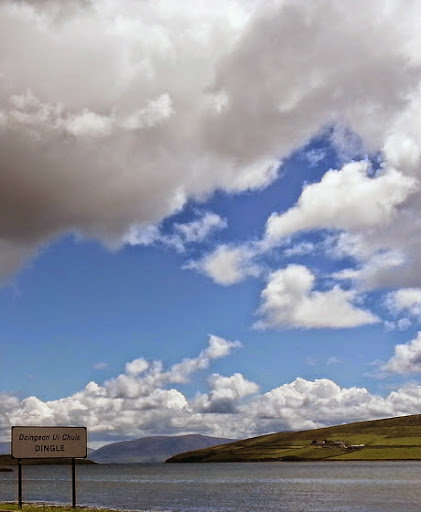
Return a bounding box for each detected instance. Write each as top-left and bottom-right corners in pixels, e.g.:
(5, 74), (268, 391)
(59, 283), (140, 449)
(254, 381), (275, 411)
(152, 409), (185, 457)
(1, 462), (421, 512)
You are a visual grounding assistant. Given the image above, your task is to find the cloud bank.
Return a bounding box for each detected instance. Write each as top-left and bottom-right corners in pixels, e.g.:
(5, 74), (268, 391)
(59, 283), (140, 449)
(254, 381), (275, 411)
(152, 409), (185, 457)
(3, 335), (421, 445)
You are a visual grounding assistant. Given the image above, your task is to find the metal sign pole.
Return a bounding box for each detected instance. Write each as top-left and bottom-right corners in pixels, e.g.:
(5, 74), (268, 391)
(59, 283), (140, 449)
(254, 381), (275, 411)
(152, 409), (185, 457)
(18, 459), (22, 510)
(72, 458), (76, 509)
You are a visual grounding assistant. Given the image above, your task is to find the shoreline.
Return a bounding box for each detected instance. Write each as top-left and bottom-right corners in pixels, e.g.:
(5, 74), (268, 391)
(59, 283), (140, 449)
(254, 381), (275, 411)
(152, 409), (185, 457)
(0, 503), (129, 512)
(4, 458), (421, 466)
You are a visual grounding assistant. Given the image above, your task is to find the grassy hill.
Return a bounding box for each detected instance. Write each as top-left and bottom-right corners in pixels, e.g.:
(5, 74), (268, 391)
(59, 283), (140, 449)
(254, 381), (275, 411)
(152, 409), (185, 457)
(166, 414), (421, 463)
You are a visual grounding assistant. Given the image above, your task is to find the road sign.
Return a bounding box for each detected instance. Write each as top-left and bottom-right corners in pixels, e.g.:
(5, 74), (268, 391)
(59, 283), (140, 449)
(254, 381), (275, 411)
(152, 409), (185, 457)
(11, 426), (87, 459)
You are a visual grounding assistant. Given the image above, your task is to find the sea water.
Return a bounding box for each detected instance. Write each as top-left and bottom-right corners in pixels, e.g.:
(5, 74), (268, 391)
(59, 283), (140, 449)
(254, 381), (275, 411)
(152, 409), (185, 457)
(1, 462), (421, 512)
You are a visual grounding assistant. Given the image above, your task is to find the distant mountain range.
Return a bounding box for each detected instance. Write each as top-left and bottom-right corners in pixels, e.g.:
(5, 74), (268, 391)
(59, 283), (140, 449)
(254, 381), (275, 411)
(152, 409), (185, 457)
(90, 434), (234, 463)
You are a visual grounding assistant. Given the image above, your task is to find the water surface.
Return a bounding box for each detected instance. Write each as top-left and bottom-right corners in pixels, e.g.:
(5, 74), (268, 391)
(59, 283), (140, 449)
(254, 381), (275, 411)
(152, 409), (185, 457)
(1, 462), (421, 512)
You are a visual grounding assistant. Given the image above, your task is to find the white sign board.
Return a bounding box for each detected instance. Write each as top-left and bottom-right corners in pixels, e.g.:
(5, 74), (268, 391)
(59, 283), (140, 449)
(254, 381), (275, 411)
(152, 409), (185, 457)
(12, 426), (87, 459)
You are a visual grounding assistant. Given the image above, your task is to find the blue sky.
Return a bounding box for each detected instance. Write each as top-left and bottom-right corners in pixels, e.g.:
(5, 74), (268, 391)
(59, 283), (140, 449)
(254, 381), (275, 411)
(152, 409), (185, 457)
(1, 140), (403, 400)
(2, 0), (421, 446)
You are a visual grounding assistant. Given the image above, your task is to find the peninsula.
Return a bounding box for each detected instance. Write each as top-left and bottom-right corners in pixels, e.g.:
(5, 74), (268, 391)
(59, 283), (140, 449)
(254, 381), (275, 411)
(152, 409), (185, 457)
(166, 414), (421, 462)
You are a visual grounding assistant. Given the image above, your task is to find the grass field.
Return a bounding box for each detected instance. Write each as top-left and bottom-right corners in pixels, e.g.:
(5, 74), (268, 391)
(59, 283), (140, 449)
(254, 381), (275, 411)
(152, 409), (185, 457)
(0, 506), (115, 512)
(166, 414), (421, 463)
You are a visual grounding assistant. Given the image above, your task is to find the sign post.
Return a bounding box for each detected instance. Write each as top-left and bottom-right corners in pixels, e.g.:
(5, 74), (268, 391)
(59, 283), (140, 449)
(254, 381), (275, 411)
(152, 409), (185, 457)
(18, 459), (22, 510)
(11, 426), (87, 509)
(72, 458), (76, 508)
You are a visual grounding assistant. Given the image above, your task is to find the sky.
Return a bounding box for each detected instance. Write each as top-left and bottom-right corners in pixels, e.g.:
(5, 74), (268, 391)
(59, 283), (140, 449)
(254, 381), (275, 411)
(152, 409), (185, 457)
(3, 0), (421, 448)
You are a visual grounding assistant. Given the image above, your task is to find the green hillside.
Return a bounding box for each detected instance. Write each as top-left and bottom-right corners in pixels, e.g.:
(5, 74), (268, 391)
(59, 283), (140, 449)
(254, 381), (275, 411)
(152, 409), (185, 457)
(166, 414), (421, 463)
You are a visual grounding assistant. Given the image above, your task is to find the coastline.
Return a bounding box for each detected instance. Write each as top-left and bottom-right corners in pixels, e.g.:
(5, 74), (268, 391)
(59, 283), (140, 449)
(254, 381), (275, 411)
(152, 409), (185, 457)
(0, 504), (123, 512)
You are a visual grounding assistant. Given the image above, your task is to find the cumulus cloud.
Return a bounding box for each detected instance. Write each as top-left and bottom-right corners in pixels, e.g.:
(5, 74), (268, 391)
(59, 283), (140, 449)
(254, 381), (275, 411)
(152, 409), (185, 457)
(194, 373), (259, 413)
(106, 334), (241, 399)
(385, 288), (421, 317)
(164, 335), (242, 384)
(4, 357), (421, 443)
(254, 264), (379, 329)
(264, 161), (416, 246)
(185, 244), (261, 285)
(3, 334), (421, 443)
(379, 288), (421, 330)
(381, 332), (421, 374)
(125, 358), (149, 376)
(0, 335), (244, 442)
(248, 377), (400, 431)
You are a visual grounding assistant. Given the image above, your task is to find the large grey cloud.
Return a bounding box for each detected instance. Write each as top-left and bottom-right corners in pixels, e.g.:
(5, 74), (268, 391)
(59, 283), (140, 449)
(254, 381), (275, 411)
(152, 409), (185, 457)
(0, 0), (277, 278)
(2, 0), (421, 281)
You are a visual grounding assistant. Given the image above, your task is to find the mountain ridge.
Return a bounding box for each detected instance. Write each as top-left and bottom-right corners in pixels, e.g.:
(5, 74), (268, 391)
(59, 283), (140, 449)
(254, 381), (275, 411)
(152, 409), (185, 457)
(90, 434), (235, 463)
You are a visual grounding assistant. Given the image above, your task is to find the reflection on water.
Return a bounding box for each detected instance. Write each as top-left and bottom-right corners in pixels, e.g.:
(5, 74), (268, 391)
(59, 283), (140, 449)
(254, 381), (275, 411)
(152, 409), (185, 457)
(1, 462), (421, 512)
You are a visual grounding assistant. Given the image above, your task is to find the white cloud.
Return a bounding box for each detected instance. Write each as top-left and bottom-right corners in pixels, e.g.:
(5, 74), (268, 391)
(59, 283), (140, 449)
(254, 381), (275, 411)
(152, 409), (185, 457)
(0, 335), (245, 442)
(119, 93), (174, 130)
(165, 335), (242, 384)
(304, 148), (326, 167)
(306, 356), (340, 367)
(254, 264), (379, 329)
(122, 224), (161, 247)
(264, 161), (416, 246)
(381, 332), (421, 374)
(122, 211), (227, 252)
(326, 356), (340, 366)
(173, 212), (227, 245)
(93, 362), (108, 370)
(381, 288), (421, 330)
(203, 334), (242, 359)
(385, 288), (421, 316)
(185, 244), (261, 285)
(284, 241), (315, 257)
(330, 124), (365, 163)
(65, 109), (114, 137)
(329, 244), (408, 290)
(248, 377), (396, 431)
(195, 373), (259, 413)
(125, 358), (149, 376)
(384, 318), (412, 332)
(106, 334), (241, 399)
